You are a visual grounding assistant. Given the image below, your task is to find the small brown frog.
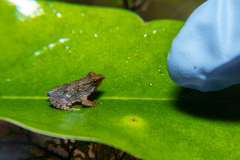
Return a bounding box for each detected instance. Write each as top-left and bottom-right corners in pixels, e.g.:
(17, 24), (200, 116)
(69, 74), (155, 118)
(46, 72), (106, 110)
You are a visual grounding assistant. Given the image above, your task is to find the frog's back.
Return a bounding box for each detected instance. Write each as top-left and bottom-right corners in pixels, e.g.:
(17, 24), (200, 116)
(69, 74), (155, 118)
(46, 83), (70, 96)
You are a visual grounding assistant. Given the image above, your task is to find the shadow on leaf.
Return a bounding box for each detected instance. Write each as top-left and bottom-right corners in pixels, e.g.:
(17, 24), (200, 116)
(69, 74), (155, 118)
(175, 84), (240, 121)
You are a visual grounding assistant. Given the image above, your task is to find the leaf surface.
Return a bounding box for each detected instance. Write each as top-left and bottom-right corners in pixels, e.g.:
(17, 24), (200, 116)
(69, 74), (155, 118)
(1, 1), (240, 160)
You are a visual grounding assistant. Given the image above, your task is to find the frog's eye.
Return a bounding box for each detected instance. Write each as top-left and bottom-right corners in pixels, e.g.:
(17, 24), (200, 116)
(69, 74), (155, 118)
(93, 80), (97, 84)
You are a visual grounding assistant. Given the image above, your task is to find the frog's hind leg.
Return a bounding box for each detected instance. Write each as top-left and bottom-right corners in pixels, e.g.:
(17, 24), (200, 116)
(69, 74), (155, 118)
(49, 96), (77, 110)
(81, 96), (99, 107)
(60, 98), (80, 110)
(59, 103), (80, 110)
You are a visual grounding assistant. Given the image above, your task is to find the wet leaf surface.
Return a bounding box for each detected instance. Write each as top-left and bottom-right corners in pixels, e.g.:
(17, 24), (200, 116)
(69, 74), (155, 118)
(1, 1), (240, 160)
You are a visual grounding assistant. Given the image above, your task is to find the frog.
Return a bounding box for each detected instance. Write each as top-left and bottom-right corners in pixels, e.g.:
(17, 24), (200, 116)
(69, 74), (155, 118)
(46, 72), (106, 110)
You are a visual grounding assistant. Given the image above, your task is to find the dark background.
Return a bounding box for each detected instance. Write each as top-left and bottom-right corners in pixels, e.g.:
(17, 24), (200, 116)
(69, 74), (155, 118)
(60, 0), (206, 21)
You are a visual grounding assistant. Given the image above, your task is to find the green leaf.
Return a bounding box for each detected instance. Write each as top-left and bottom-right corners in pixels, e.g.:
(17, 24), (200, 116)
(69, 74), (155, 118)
(1, 1), (240, 160)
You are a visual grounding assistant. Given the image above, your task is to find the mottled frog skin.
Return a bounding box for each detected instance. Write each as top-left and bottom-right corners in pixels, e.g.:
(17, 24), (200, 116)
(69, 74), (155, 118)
(46, 72), (106, 110)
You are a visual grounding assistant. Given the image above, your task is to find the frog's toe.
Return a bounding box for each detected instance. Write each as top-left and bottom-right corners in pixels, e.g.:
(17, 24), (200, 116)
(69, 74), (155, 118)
(70, 107), (81, 111)
(61, 106), (72, 110)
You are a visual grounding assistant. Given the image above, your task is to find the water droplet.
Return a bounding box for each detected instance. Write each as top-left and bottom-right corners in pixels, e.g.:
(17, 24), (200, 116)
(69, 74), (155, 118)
(138, 84), (140, 85)
(118, 34), (120, 37)
(137, 46), (139, 48)
(79, 29), (82, 33)
(32, 63), (36, 65)
(22, 81), (25, 83)
(128, 57), (130, 59)
(64, 23), (68, 27)
(153, 30), (157, 34)
(109, 28), (112, 32)
(149, 82), (153, 85)
(97, 54), (99, 57)
(134, 54), (139, 56)
(142, 76), (144, 78)
(81, 11), (85, 16)
(8, 0), (44, 21)
(71, 29), (75, 34)
(56, 12), (61, 18)
(125, 61), (128, 63)
(33, 51), (40, 56)
(136, 50), (138, 52)
(48, 43), (55, 49)
(162, 27), (166, 31)
(125, 75), (127, 77)
(81, 54), (83, 56)
(162, 74), (164, 75)
(94, 33), (97, 37)
(116, 25), (119, 29)
(144, 33), (147, 37)
(5, 79), (11, 82)
(51, 7), (56, 13)
(68, 50), (72, 53)
(59, 38), (69, 43)
(65, 46), (69, 50)
(158, 69), (160, 71)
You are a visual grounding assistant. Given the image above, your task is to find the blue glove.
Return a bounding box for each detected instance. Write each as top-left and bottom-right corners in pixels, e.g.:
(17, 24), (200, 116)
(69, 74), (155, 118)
(167, 0), (240, 92)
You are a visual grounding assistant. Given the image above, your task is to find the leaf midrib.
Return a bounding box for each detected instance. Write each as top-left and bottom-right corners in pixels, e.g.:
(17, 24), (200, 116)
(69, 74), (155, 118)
(1, 96), (240, 103)
(0, 96), (177, 100)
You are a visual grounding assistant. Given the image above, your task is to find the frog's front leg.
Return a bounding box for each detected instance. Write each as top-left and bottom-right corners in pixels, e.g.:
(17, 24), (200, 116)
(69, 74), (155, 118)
(81, 96), (99, 107)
